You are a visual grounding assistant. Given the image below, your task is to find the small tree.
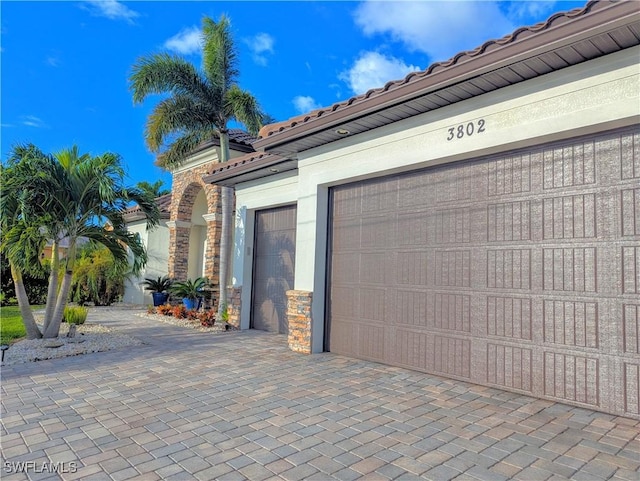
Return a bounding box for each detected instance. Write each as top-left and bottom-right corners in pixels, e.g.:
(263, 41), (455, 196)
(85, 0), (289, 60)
(1, 144), (160, 338)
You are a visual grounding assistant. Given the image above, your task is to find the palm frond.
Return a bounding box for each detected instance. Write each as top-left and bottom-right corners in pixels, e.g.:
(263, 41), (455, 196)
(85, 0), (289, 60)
(145, 94), (215, 152)
(154, 128), (218, 169)
(202, 15), (238, 93)
(225, 85), (264, 135)
(129, 53), (211, 105)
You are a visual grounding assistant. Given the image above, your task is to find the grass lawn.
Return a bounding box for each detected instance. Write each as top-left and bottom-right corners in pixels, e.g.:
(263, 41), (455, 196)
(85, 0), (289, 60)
(1, 305), (44, 344)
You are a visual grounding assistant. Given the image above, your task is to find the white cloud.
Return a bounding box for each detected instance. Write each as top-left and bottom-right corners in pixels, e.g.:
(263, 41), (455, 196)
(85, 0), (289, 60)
(245, 33), (274, 66)
(82, 0), (140, 24)
(340, 51), (420, 95)
(507, 1), (558, 21)
(292, 96), (321, 114)
(46, 56), (60, 67)
(353, 1), (514, 62)
(164, 27), (202, 56)
(21, 115), (48, 128)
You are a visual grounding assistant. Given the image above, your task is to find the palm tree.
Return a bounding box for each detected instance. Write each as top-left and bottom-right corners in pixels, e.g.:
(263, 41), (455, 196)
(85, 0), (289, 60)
(1, 144), (160, 338)
(0, 145), (51, 339)
(129, 15), (266, 318)
(136, 179), (170, 198)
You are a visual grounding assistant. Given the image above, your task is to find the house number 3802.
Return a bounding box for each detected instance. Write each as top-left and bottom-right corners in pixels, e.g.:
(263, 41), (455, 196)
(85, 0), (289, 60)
(447, 119), (486, 141)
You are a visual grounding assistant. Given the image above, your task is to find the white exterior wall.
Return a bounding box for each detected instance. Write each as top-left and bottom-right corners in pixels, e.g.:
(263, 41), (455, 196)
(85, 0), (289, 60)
(123, 220), (170, 305)
(233, 47), (640, 350)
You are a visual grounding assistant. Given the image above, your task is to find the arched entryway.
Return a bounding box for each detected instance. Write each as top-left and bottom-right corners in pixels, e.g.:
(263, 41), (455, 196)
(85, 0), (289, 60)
(168, 181), (222, 302)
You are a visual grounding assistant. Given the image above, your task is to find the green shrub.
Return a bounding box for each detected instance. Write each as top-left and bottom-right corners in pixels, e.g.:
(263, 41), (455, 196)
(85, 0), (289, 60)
(1, 255), (50, 306)
(63, 306), (88, 325)
(71, 245), (127, 306)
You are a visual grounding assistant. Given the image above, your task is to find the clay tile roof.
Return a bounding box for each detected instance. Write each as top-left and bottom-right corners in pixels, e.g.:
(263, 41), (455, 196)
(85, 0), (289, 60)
(124, 193), (172, 221)
(203, 151), (291, 186)
(257, 0), (613, 141)
(228, 129), (257, 147)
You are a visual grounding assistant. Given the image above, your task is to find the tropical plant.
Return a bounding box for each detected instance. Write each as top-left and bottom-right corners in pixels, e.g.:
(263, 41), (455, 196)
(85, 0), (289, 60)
(62, 306), (88, 325)
(157, 304), (173, 316)
(170, 277), (209, 301)
(135, 179), (170, 198)
(171, 304), (187, 319)
(129, 14), (267, 319)
(198, 309), (216, 327)
(71, 244), (128, 306)
(141, 275), (172, 293)
(1, 144), (160, 338)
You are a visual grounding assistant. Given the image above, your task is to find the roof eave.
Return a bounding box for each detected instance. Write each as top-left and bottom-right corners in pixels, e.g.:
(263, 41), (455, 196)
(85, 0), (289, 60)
(203, 153), (296, 187)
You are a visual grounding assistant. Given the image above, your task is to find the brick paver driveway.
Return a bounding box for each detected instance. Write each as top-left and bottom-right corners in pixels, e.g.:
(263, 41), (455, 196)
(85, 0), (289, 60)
(1, 308), (639, 481)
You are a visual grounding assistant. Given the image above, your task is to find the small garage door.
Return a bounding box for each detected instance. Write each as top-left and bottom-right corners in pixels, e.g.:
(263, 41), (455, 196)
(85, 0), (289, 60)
(252, 205), (297, 334)
(327, 126), (640, 418)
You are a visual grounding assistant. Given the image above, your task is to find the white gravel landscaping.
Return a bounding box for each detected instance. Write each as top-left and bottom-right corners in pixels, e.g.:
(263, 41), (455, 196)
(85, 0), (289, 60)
(1, 322), (144, 366)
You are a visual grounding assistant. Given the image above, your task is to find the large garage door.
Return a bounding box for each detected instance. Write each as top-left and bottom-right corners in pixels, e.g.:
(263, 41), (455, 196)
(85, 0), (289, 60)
(252, 205), (297, 334)
(328, 126), (640, 418)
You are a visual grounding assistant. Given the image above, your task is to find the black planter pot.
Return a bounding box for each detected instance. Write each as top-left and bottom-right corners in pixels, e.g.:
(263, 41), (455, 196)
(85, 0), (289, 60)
(152, 292), (169, 307)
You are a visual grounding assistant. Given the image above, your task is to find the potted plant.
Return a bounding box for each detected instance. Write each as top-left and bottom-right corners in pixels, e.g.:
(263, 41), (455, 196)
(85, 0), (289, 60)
(142, 276), (173, 306)
(170, 277), (209, 310)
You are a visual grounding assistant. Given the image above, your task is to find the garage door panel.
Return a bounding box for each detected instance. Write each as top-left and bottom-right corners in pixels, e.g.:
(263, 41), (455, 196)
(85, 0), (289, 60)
(435, 249), (472, 288)
(394, 330), (473, 379)
(358, 287), (387, 322)
(328, 127), (639, 418)
(332, 217), (361, 251)
(486, 295), (534, 340)
(487, 343), (534, 393)
(396, 251), (429, 286)
(394, 289), (429, 327)
(623, 360), (640, 417)
(361, 214), (396, 248)
(621, 187), (640, 237)
(488, 200), (532, 242)
(331, 253), (360, 283)
(431, 292), (472, 333)
(360, 252), (389, 285)
(619, 130), (639, 180)
(488, 153), (532, 197)
(362, 178), (398, 213)
(397, 213), (430, 246)
(543, 350), (600, 407)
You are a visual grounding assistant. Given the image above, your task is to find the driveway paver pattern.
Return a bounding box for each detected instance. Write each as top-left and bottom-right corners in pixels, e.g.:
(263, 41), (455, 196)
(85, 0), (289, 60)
(1, 307), (639, 480)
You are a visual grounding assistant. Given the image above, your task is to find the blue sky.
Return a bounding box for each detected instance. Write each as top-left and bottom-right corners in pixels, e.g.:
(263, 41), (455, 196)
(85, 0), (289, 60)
(1, 0), (586, 190)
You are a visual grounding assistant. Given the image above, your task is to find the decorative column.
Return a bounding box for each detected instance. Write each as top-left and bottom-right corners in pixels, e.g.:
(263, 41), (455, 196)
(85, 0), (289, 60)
(202, 212), (222, 308)
(167, 220), (191, 280)
(286, 290), (313, 354)
(226, 287), (242, 329)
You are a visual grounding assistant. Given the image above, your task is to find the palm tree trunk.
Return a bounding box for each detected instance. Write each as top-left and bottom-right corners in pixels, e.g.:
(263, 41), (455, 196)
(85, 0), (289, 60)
(44, 243), (76, 338)
(217, 132), (232, 318)
(10, 263), (42, 339)
(43, 239), (60, 332)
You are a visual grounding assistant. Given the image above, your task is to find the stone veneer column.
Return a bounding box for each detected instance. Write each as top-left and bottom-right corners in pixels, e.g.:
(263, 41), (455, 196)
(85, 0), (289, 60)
(286, 290), (313, 354)
(226, 287), (242, 329)
(202, 213), (222, 307)
(167, 220), (191, 280)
